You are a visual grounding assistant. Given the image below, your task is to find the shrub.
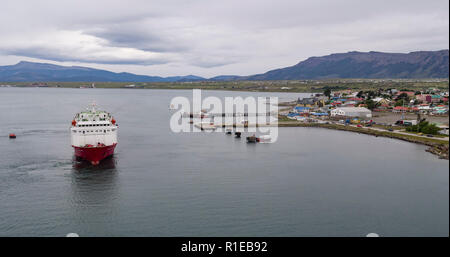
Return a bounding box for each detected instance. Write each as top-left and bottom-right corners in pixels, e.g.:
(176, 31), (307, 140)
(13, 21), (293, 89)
(406, 121), (441, 135)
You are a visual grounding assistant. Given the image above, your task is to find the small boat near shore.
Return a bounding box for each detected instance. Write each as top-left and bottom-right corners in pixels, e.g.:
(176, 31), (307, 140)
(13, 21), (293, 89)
(194, 122), (217, 131)
(256, 135), (272, 143)
(246, 134), (257, 143)
(246, 134), (272, 143)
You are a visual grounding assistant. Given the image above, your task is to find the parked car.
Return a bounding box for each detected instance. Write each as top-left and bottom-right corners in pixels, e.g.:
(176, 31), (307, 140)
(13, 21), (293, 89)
(426, 134), (434, 137)
(388, 128), (394, 132)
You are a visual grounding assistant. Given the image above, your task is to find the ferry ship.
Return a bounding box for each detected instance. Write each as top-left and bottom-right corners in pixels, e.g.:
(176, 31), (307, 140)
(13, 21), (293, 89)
(70, 103), (118, 165)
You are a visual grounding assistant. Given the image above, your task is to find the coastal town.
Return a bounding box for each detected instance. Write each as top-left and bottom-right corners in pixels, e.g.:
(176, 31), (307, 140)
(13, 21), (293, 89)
(279, 87), (449, 159)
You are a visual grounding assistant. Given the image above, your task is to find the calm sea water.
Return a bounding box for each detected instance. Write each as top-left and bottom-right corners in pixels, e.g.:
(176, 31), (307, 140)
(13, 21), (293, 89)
(0, 88), (448, 237)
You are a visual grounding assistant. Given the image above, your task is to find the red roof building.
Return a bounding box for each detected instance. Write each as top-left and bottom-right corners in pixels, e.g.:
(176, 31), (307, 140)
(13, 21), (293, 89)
(393, 106), (409, 112)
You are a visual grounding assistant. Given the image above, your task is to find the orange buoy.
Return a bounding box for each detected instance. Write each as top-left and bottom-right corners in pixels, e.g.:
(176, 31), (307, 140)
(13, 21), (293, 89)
(71, 120), (76, 126)
(9, 133), (16, 139)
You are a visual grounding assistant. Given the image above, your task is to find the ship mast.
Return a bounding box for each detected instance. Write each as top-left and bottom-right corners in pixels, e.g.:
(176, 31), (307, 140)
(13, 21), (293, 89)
(88, 101), (97, 113)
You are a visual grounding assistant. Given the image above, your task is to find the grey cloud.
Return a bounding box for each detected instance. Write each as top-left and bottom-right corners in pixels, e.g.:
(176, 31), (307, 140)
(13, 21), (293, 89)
(188, 58), (238, 68)
(0, 0), (448, 77)
(86, 26), (189, 53)
(3, 47), (170, 65)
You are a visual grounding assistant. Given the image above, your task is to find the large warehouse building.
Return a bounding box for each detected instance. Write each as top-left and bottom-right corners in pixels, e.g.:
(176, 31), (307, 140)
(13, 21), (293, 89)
(331, 107), (372, 118)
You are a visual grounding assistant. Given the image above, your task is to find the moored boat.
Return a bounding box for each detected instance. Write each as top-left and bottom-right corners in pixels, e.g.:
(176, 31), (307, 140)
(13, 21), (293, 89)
(256, 135), (272, 143)
(194, 122), (217, 131)
(246, 134), (257, 143)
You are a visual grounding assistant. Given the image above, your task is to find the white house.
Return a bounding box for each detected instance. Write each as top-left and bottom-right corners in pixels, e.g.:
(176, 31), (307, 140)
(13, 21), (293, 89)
(331, 107), (372, 118)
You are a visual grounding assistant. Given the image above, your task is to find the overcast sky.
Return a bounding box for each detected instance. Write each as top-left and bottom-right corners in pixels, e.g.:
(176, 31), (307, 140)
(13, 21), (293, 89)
(0, 0), (448, 77)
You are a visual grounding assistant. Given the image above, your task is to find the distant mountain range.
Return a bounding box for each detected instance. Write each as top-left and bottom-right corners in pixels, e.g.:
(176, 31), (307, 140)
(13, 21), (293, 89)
(0, 50), (448, 82)
(0, 61), (204, 82)
(244, 50), (449, 80)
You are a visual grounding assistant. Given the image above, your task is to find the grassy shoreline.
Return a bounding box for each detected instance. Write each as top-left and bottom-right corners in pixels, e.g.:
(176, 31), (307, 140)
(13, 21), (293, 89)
(278, 121), (449, 159)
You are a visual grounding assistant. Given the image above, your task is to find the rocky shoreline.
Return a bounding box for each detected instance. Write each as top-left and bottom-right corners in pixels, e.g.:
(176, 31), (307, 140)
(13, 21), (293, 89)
(426, 144), (449, 159)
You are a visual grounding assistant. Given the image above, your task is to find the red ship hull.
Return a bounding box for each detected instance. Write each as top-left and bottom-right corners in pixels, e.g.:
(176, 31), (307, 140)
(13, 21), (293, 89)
(73, 143), (117, 165)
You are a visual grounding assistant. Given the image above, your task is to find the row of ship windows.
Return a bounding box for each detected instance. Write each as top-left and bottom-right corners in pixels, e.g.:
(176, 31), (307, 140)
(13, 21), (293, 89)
(73, 129), (116, 133)
(77, 124), (110, 127)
